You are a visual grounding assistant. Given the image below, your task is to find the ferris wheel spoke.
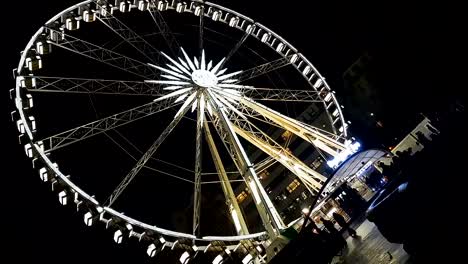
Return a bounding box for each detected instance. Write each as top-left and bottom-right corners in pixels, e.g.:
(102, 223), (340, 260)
(218, 85), (323, 102)
(238, 97), (347, 156)
(95, 1), (162, 63)
(104, 131), (193, 184)
(203, 118), (250, 235)
(22, 76), (165, 96)
(112, 129), (195, 173)
(226, 55), (293, 84)
(220, 25), (255, 69)
(105, 100), (192, 206)
(193, 101), (203, 236)
(214, 87), (346, 150)
(147, 0), (182, 57)
(205, 90), (285, 237)
(225, 110), (325, 192)
(46, 28), (157, 78)
(197, 3), (205, 57)
(41, 98), (180, 152)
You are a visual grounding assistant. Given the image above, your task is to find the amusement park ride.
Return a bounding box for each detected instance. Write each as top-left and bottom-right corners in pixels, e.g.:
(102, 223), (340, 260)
(11, 0), (360, 262)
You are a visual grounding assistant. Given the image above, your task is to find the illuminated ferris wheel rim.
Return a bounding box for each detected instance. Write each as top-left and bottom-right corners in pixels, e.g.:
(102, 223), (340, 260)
(13, 0), (351, 254)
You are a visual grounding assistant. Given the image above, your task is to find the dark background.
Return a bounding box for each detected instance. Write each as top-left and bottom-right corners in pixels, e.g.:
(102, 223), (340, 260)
(3, 0), (464, 263)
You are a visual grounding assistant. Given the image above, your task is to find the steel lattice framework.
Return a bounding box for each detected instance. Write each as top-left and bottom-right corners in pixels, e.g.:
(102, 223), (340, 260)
(11, 0), (355, 263)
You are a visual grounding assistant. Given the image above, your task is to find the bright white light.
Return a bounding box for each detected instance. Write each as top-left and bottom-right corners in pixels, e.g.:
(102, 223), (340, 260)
(180, 251), (190, 264)
(242, 254), (254, 264)
(147, 243), (157, 257)
(302, 208), (310, 215)
(147, 47), (246, 120)
(39, 167), (48, 182)
(212, 255), (224, 264)
(231, 209), (242, 233)
(204, 243), (212, 253)
(24, 143), (33, 157)
(114, 230), (123, 244)
(84, 212), (93, 226)
(256, 245), (263, 253)
(327, 141), (361, 168)
(249, 180), (262, 205)
(58, 190), (67, 205)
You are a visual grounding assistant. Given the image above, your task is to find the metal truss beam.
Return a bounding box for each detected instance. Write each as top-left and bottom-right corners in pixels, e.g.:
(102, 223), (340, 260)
(214, 89), (347, 157)
(193, 100), (203, 236)
(239, 87), (323, 102)
(222, 26), (254, 68)
(205, 90), (284, 238)
(105, 100), (191, 206)
(198, 4), (204, 57)
(148, 0), (181, 57)
(220, 104), (325, 192)
(95, 0), (161, 63)
(24, 76), (164, 96)
(46, 28), (158, 78)
(42, 99), (179, 152)
(238, 97), (347, 156)
(233, 55), (292, 84)
(203, 118), (249, 236)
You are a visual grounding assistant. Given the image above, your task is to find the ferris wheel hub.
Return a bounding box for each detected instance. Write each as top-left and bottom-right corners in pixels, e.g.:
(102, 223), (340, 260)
(191, 69), (218, 88)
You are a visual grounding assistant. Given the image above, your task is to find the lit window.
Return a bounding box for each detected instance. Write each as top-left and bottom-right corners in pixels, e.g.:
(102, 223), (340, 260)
(236, 191), (248, 203)
(286, 179), (301, 193)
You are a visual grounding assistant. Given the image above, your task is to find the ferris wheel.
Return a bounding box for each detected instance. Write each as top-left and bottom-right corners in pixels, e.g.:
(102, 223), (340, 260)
(12, 0), (353, 262)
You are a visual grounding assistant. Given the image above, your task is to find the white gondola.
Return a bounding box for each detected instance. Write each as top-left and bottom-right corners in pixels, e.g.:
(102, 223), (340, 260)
(194, 6), (202, 16)
(100, 4), (114, 16)
(229, 17), (238, 27)
(157, 1), (167, 11)
(24, 94), (33, 108)
(36, 41), (52, 55)
(58, 190), (68, 205)
(176, 2), (185, 13)
(84, 212), (93, 226)
(82, 10), (96, 22)
(261, 33), (270, 43)
(119, 1), (132, 13)
(114, 229), (123, 244)
(276, 43), (284, 52)
(29, 116), (36, 131)
(65, 18), (80, 30)
(290, 54), (299, 63)
(212, 11), (220, 21)
(25, 56), (42, 71)
(19, 76), (36, 88)
(137, 0), (149, 11)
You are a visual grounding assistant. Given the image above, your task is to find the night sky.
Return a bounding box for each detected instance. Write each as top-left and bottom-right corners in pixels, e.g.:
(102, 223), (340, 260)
(3, 0), (463, 263)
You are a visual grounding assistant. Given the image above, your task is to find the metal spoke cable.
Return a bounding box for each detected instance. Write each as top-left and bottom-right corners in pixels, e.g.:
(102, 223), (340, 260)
(201, 179), (245, 184)
(201, 171), (239, 175)
(88, 94), (194, 184)
(113, 129), (194, 173)
(105, 131), (193, 184)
